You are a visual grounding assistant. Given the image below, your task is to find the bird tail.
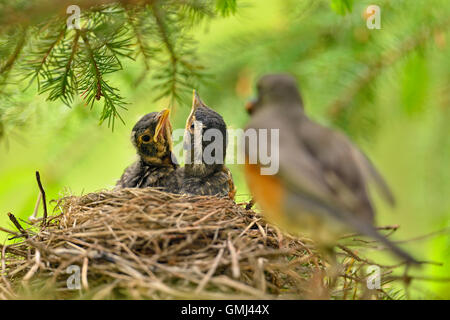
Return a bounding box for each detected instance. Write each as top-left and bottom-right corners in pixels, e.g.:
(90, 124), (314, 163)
(350, 220), (421, 265)
(289, 193), (420, 265)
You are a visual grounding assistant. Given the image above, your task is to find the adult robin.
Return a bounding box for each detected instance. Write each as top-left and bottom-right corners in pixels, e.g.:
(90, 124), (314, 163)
(179, 90), (235, 198)
(244, 74), (418, 264)
(116, 109), (180, 192)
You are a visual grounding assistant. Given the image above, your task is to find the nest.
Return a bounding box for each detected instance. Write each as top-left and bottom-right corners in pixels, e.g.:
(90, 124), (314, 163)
(0, 188), (407, 299)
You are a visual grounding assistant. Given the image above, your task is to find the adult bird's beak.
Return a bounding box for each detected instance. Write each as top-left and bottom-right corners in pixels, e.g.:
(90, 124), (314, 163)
(153, 109), (171, 142)
(245, 98), (257, 115)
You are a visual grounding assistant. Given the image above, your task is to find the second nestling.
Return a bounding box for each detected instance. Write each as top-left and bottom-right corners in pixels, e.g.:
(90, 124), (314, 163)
(116, 91), (235, 199)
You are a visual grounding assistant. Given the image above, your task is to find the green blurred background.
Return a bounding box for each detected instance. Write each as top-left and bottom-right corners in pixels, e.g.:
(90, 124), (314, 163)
(0, 0), (449, 298)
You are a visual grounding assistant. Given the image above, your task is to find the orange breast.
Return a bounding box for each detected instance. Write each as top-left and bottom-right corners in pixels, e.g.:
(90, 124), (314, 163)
(244, 162), (285, 227)
(244, 162), (343, 244)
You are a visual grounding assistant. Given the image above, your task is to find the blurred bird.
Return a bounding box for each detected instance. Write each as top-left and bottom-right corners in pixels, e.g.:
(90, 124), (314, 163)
(244, 74), (418, 264)
(180, 90), (235, 198)
(116, 109), (180, 192)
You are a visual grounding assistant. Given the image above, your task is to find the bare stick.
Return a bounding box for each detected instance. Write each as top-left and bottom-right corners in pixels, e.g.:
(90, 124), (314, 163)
(35, 171), (48, 227)
(7, 213), (27, 238)
(245, 198), (255, 210)
(339, 225), (400, 239)
(0, 226), (19, 236)
(227, 238), (240, 279)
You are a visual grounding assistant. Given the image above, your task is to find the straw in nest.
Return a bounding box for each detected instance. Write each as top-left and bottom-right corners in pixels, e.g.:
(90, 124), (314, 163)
(0, 188), (409, 299)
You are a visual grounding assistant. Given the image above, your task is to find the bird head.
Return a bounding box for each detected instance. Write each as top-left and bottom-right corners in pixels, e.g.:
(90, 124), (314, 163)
(131, 109), (174, 166)
(184, 90), (227, 177)
(246, 73), (303, 115)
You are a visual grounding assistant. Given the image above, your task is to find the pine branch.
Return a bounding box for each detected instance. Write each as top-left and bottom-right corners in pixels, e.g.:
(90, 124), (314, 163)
(150, 3), (183, 106)
(150, 1), (205, 107)
(0, 27), (27, 81)
(24, 24), (67, 90)
(78, 28), (127, 128)
(0, 93), (35, 146)
(0, 0), (145, 28)
(0, 0), (235, 133)
(327, 20), (450, 120)
(125, 7), (151, 70)
(216, 0), (237, 17)
(151, 2), (177, 62)
(63, 31), (81, 98)
(39, 30), (80, 105)
(175, 0), (215, 25)
(80, 31), (104, 101)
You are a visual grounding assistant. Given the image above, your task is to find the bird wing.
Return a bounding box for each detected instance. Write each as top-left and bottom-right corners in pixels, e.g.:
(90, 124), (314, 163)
(349, 146), (396, 206)
(297, 117), (395, 208)
(247, 108), (394, 222)
(116, 161), (161, 188)
(116, 161), (141, 188)
(290, 118), (376, 221)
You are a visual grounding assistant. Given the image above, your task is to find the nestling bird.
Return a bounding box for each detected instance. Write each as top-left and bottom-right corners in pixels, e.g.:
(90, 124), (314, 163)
(179, 90), (235, 198)
(244, 74), (418, 264)
(116, 109), (180, 193)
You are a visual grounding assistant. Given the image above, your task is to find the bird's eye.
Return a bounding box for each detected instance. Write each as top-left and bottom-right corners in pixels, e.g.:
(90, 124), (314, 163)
(190, 123), (195, 130)
(141, 134), (151, 143)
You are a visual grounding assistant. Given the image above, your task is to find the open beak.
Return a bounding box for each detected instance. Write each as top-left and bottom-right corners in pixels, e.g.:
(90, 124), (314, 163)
(186, 89), (205, 129)
(192, 89), (206, 109)
(153, 109), (171, 142)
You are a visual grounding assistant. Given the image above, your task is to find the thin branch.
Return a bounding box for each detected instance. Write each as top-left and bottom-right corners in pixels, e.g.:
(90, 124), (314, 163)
(80, 31), (103, 101)
(7, 213), (28, 238)
(0, 0), (146, 28)
(33, 26), (67, 89)
(394, 227), (450, 244)
(151, 2), (176, 62)
(151, 1), (179, 106)
(35, 171), (48, 227)
(0, 28), (27, 76)
(340, 224), (400, 239)
(386, 275), (450, 283)
(62, 30), (81, 97)
(125, 7), (151, 70)
(0, 226), (20, 237)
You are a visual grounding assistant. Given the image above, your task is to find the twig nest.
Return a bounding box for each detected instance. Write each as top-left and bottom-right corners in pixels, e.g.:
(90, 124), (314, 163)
(1, 188), (410, 299)
(1, 188), (320, 299)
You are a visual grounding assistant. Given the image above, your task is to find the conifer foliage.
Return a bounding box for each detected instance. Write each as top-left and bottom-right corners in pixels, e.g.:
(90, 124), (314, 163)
(0, 0), (237, 129)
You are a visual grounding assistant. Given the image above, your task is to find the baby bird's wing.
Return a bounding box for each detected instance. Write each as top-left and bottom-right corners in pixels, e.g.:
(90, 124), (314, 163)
(116, 161), (142, 188)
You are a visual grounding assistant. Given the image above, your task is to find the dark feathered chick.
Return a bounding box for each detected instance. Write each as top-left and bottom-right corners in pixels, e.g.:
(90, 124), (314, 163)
(116, 109), (180, 192)
(180, 90), (235, 198)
